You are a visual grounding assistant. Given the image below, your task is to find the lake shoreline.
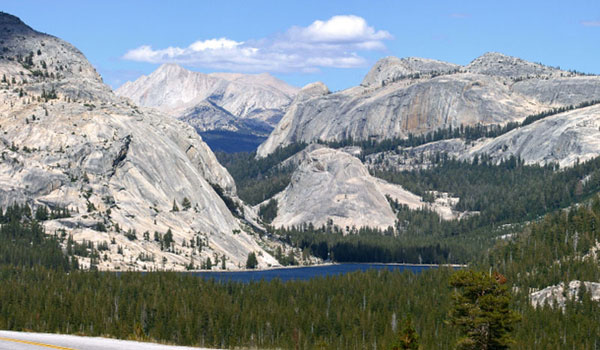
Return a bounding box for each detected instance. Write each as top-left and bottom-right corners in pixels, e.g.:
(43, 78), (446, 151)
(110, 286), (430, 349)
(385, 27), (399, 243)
(189, 261), (467, 274)
(185, 262), (465, 283)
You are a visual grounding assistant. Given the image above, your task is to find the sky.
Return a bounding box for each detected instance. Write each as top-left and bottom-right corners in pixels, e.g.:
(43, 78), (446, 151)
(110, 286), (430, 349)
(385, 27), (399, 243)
(3, 0), (599, 91)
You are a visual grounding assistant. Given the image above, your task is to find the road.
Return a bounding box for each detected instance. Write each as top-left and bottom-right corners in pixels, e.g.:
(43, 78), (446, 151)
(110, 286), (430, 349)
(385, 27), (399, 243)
(0, 331), (219, 350)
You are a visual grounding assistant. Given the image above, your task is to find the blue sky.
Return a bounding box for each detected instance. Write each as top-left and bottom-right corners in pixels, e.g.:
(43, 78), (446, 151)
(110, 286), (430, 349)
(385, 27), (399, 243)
(3, 0), (599, 91)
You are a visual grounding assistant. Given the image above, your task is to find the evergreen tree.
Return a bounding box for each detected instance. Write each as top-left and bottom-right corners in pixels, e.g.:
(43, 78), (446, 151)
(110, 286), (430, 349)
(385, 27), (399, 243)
(245, 252), (258, 269)
(448, 270), (520, 350)
(392, 315), (420, 350)
(181, 197), (191, 211)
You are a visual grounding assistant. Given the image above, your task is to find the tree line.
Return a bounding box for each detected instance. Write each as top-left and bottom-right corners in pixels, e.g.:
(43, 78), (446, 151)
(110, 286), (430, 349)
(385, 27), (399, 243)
(322, 99), (600, 157)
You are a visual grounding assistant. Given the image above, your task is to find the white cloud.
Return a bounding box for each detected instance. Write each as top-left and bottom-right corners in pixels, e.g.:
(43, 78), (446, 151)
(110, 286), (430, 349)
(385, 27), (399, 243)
(122, 15), (391, 73)
(189, 38), (242, 51)
(288, 15), (391, 44)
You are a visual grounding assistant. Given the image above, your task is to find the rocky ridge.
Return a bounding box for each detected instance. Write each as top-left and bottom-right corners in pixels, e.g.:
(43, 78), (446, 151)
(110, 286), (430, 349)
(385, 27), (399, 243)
(365, 103), (600, 170)
(361, 56), (460, 88)
(0, 12), (287, 270)
(116, 64), (298, 137)
(257, 53), (600, 157)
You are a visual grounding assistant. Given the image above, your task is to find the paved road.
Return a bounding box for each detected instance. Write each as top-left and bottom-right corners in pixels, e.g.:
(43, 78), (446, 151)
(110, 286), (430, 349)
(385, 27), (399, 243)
(0, 331), (219, 350)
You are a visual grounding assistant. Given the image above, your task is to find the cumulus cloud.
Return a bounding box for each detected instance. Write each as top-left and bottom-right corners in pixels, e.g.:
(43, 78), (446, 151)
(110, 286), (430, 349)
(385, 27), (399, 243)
(122, 15), (391, 72)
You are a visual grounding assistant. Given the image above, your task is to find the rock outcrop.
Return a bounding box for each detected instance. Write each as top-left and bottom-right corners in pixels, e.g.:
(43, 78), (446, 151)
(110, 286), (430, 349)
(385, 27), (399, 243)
(530, 280), (600, 309)
(465, 52), (561, 78)
(0, 12), (283, 270)
(265, 147), (459, 230)
(466, 104), (600, 167)
(365, 103), (600, 170)
(257, 53), (600, 157)
(361, 56), (460, 87)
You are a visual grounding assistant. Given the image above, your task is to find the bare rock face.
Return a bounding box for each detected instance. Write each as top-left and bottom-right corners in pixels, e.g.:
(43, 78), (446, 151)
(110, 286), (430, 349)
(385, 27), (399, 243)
(467, 104), (600, 167)
(365, 103), (600, 170)
(361, 56), (460, 87)
(0, 12), (282, 270)
(178, 100), (240, 132)
(116, 64), (298, 136)
(267, 147), (458, 230)
(530, 280), (600, 309)
(257, 82), (329, 156)
(257, 53), (600, 158)
(512, 77), (600, 106)
(465, 52), (561, 78)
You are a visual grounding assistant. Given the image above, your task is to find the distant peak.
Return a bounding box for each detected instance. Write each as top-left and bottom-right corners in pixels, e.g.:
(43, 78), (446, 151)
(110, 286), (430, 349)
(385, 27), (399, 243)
(0, 12), (26, 26)
(0, 12), (34, 33)
(477, 51), (512, 59)
(362, 55), (460, 87)
(301, 81), (329, 93)
(149, 63), (195, 80)
(468, 52), (520, 66)
(296, 82), (329, 101)
(156, 63), (186, 72)
(466, 52), (560, 78)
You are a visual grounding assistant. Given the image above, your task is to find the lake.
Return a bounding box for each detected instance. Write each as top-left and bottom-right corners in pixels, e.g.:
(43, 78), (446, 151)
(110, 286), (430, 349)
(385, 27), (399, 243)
(192, 263), (438, 283)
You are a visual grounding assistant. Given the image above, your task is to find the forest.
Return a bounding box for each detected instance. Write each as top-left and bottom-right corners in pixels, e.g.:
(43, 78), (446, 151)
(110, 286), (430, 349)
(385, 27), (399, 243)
(267, 154), (600, 266)
(216, 142), (307, 205)
(3, 142), (600, 348)
(2, 200), (600, 349)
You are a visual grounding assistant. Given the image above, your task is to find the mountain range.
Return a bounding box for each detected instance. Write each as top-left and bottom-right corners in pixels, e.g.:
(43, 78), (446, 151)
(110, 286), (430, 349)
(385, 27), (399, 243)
(257, 52), (600, 158)
(3, 9), (600, 270)
(116, 64), (298, 152)
(0, 12), (290, 270)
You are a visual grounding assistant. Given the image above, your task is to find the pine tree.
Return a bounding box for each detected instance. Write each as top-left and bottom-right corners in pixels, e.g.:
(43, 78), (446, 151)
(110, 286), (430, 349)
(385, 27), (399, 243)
(448, 270), (520, 350)
(182, 197), (191, 211)
(172, 200), (179, 212)
(245, 252), (258, 269)
(392, 315), (420, 350)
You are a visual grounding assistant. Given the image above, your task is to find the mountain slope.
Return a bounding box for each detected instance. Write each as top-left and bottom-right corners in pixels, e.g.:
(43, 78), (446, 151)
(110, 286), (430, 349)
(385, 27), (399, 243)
(264, 147), (459, 230)
(116, 64), (298, 151)
(466, 104), (600, 167)
(0, 12), (281, 270)
(363, 103), (600, 170)
(257, 53), (600, 157)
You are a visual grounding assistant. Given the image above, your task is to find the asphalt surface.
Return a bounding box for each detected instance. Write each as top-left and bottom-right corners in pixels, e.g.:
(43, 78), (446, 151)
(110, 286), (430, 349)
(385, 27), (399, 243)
(0, 331), (219, 350)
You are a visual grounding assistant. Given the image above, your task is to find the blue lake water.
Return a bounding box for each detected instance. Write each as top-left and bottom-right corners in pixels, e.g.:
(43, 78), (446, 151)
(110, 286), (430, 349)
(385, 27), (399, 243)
(192, 263), (437, 283)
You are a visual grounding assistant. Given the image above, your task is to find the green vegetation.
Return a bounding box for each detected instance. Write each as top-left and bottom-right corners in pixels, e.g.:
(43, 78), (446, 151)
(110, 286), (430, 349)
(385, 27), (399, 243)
(3, 122), (600, 348)
(210, 183), (244, 217)
(486, 196), (600, 289)
(245, 252), (258, 269)
(276, 224), (462, 264)
(0, 267), (458, 349)
(321, 100), (600, 157)
(198, 130), (267, 153)
(375, 155), (600, 224)
(448, 270), (520, 350)
(0, 203), (75, 270)
(392, 315), (420, 350)
(258, 198), (278, 223)
(216, 143), (306, 205)
(3, 196), (600, 348)
(272, 155), (600, 265)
